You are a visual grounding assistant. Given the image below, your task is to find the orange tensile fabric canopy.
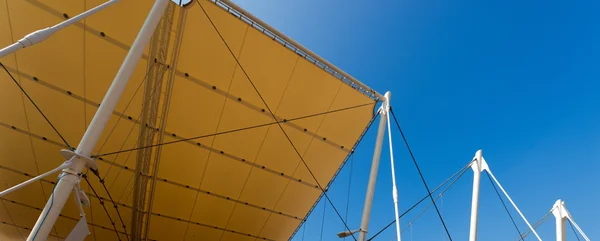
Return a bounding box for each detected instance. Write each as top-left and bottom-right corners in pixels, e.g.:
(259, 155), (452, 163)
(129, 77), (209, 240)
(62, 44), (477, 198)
(0, 0), (380, 240)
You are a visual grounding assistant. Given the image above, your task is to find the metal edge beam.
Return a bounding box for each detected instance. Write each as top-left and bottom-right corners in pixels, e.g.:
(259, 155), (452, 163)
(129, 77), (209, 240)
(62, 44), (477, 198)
(130, 2), (177, 240)
(142, 5), (187, 241)
(212, 0), (385, 101)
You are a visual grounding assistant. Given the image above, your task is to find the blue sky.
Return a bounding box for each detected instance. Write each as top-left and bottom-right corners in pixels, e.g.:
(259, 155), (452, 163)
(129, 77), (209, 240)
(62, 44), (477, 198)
(233, 0), (599, 240)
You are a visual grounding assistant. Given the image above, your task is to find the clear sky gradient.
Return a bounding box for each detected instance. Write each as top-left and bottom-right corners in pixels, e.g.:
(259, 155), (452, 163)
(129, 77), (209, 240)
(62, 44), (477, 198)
(233, 0), (599, 240)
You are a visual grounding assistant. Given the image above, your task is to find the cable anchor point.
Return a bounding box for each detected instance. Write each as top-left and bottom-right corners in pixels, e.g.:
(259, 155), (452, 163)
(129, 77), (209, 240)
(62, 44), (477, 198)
(60, 149), (98, 171)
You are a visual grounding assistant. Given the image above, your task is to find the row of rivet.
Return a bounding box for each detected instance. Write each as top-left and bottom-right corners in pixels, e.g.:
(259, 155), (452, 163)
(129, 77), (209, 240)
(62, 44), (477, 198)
(0, 197), (138, 239)
(175, 69), (350, 152)
(211, 0), (380, 101)
(0, 132), (304, 224)
(0, 221), (65, 239)
(9, 68), (342, 189)
(0, 167), (278, 241)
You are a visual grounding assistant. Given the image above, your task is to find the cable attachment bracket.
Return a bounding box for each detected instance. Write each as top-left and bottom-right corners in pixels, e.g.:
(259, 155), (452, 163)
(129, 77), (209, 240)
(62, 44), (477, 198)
(471, 149), (489, 173)
(60, 149), (98, 171)
(378, 92), (391, 116)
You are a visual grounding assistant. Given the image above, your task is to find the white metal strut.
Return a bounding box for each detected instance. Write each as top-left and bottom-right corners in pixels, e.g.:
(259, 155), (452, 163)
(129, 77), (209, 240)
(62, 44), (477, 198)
(468, 150), (542, 241)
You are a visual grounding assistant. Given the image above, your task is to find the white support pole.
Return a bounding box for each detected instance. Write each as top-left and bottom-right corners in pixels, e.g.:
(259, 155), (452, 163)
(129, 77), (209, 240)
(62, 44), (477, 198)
(26, 0), (170, 240)
(0, 0), (120, 58)
(469, 150), (541, 241)
(357, 91), (390, 241)
(76, 0), (168, 156)
(552, 200), (567, 241)
(553, 199), (590, 241)
(468, 150), (485, 241)
(556, 216), (566, 241)
(0, 162), (70, 197)
(27, 157), (88, 241)
(384, 93), (402, 241)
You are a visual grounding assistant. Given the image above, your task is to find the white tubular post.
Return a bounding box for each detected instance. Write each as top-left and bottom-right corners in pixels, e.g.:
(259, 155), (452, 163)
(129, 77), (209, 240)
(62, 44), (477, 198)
(384, 93), (401, 241)
(552, 200), (567, 241)
(484, 159), (542, 241)
(26, 0), (170, 240)
(27, 156), (89, 241)
(468, 149), (485, 241)
(0, 162), (71, 197)
(0, 43), (22, 58)
(76, 0), (168, 155)
(0, 0), (120, 58)
(553, 199), (590, 241)
(357, 91), (390, 241)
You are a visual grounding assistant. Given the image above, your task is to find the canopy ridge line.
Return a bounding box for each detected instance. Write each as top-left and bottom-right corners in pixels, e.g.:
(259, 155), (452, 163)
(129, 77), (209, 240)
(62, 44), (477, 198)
(94, 102), (374, 157)
(0, 65), (159, 122)
(2, 65), (360, 155)
(0, 165), (304, 222)
(0, 196), (133, 237)
(211, 0), (383, 101)
(197, 1), (359, 240)
(172, 69), (374, 148)
(0, 120), (67, 148)
(0, 167), (282, 241)
(288, 110), (379, 241)
(2, 0), (382, 239)
(0, 222), (65, 240)
(0, 66), (363, 189)
(12, 0), (381, 131)
(147, 211), (276, 241)
(24, 0), (383, 101)
(102, 148), (321, 190)
(0, 120), (324, 190)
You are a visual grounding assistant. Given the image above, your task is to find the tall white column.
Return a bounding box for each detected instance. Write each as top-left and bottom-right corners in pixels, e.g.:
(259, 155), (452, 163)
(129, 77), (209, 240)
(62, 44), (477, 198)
(26, 0), (170, 240)
(468, 150), (483, 241)
(357, 91), (391, 241)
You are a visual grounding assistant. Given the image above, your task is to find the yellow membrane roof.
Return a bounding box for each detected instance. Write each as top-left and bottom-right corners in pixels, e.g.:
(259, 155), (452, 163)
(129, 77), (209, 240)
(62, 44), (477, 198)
(0, 0), (379, 240)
